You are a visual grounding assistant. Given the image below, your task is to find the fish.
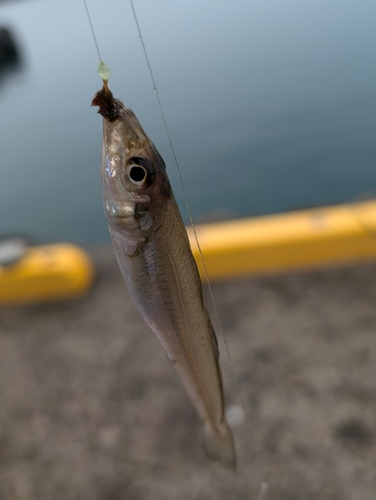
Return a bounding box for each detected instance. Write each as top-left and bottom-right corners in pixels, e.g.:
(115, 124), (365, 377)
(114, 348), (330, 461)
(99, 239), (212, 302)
(92, 82), (236, 469)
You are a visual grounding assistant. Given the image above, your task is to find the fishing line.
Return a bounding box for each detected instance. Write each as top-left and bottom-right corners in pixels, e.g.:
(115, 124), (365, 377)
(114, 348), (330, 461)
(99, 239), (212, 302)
(129, 1), (269, 497)
(82, 0), (102, 63)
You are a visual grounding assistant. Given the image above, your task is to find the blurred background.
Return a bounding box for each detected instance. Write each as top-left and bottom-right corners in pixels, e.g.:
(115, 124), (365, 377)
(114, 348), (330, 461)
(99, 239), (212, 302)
(1, 0), (376, 242)
(1, 1), (376, 499)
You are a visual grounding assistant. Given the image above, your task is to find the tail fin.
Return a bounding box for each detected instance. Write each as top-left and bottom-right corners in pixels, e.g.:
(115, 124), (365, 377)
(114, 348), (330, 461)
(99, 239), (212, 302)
(202, 422), (236, 470)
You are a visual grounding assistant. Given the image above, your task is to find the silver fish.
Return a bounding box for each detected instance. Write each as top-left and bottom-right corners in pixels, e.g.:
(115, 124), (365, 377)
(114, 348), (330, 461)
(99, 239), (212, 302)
(92, 83), (235, 469)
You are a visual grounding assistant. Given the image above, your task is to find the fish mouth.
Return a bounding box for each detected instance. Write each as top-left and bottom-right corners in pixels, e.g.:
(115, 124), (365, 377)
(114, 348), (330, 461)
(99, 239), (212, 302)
(92, 83), (149, 151)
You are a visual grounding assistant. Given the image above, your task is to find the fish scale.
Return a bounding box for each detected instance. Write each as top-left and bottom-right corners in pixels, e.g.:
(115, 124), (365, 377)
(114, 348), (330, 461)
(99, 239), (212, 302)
(93, 82), (236, 469)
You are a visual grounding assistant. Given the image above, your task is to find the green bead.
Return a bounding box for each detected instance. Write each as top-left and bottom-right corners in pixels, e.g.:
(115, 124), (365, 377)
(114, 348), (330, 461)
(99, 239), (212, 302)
(98, 61), (111, 81)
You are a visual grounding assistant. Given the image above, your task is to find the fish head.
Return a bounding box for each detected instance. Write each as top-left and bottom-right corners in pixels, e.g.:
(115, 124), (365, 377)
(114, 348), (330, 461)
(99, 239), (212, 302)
(92, 84), (171, 233)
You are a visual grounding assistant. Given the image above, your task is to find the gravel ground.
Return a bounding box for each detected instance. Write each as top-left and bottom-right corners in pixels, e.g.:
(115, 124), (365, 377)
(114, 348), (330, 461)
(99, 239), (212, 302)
(1, 247), (376, 500)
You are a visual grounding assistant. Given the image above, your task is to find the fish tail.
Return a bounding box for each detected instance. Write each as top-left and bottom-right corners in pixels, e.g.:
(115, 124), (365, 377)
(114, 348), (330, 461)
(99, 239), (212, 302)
(202, 421), (236, 470)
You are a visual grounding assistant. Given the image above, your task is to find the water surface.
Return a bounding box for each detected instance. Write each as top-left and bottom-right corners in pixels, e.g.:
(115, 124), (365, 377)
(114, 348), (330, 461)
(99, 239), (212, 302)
(1, 0), (376, 242)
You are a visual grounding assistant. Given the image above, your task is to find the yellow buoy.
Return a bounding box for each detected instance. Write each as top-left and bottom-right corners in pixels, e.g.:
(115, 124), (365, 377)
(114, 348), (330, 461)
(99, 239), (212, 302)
(0, 243), (95, 305)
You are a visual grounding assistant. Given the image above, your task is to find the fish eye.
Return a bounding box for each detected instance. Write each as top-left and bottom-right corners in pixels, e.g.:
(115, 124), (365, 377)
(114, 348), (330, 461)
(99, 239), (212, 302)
(128, 165), (146, 184)
(125, 157), (153, 188)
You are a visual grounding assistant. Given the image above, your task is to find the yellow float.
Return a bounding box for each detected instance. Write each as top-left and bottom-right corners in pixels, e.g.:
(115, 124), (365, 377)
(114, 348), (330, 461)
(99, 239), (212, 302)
(0, 242), (95, 305)
(2, 200), (376, 304)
